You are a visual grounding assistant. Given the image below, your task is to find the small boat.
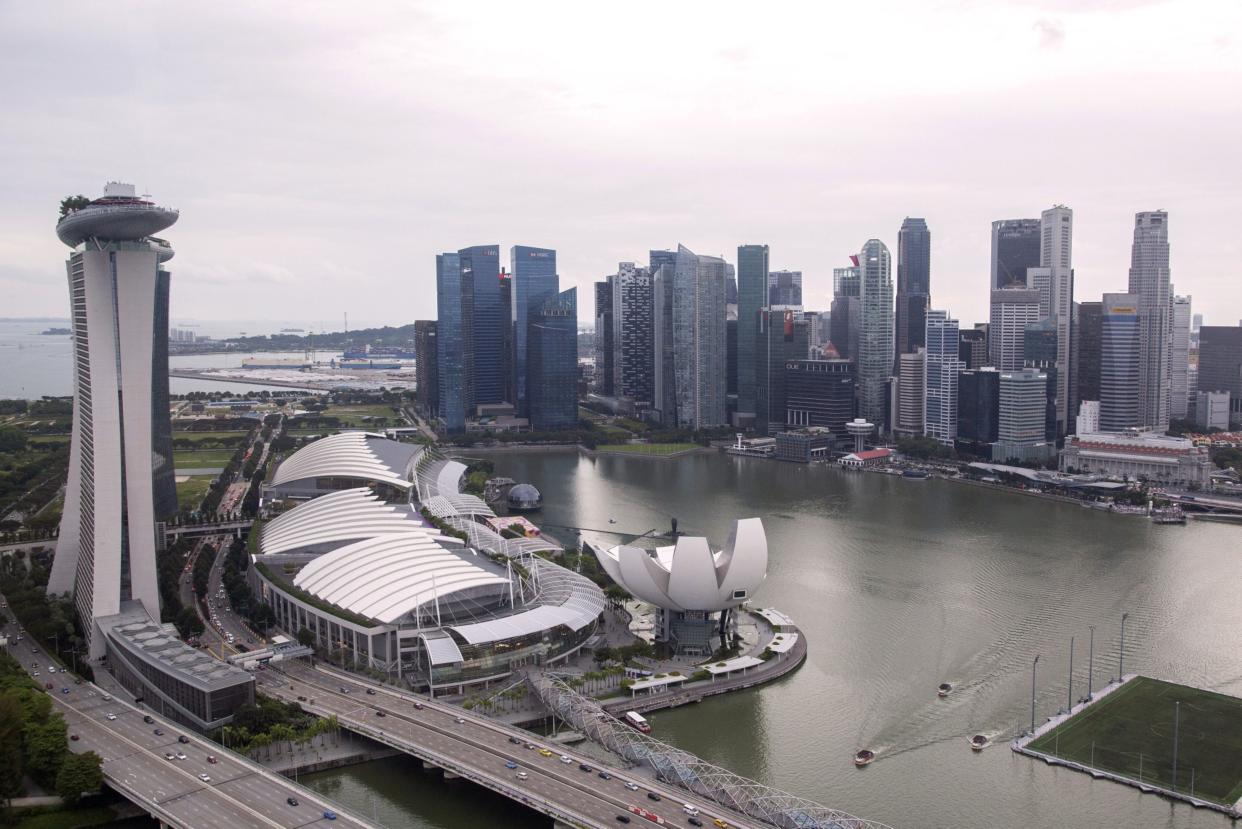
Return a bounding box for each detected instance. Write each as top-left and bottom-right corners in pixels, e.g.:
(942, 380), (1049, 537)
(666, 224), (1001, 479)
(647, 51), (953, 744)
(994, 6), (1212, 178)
(970, 734), (989, 751)
(938, 683), (952, 698)
(608, 518), (617, 524)
(854, 749), (875, 767)
(902, 469), (929, 479)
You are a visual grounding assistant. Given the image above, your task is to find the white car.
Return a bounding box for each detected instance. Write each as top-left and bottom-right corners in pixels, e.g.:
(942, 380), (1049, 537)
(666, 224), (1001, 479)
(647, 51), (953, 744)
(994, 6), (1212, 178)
(106, 714), (117, 721)
(198, 773), (211, 782)
(559, 755), (572, 764)
(48, 666), (55, 673)
(102, 694), (112, 701)
(165, 752), (176, 761)
(624, 782), (639, 791)
(176, 752), (187, 760)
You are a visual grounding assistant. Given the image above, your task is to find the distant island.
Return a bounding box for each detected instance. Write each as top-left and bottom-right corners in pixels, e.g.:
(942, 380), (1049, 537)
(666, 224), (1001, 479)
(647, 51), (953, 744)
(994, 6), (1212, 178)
(40, 327), (71, 335)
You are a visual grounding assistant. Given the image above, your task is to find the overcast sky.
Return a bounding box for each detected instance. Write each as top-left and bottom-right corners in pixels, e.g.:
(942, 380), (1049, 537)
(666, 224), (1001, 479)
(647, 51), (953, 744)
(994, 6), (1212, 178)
(1, 1), (1239, 331)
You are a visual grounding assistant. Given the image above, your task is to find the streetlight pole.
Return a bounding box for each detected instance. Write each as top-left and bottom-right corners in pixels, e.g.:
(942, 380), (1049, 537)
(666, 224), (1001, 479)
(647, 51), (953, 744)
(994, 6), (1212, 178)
(1067, 636), (1074, 712)
(1030, 655), (1040, 733)
(1172, 700), (1180, 791)
(1119, 612), (1129, 681)
(1088, 625), (1095, 699)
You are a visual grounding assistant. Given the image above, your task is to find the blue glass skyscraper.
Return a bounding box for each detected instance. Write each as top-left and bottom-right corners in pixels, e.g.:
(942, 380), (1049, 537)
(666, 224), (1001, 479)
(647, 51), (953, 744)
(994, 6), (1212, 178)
(460, 244), (504, 405)
(436, 252), (469, 433)
(511, 245), (558, 417)
(528, 288), (578, 430)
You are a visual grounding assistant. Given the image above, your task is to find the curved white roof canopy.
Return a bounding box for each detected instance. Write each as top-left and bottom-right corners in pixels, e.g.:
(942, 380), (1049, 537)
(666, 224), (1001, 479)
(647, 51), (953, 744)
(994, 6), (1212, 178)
(271, 432), (419, 491)
(595, 518), (768, 612)
(294, 533), (508, 625)
(260, 487), (450, 556)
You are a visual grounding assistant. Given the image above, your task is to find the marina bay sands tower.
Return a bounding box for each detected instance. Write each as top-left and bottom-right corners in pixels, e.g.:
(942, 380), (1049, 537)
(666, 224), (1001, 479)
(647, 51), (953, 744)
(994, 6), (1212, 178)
(48, 182), (180, 658)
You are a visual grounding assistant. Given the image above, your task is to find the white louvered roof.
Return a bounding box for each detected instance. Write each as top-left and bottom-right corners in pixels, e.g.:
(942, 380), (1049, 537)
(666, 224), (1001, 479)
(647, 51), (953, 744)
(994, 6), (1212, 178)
(271, 431), (418, 490)
(293, 534), (508, 625)
(260, 488), (449, 556)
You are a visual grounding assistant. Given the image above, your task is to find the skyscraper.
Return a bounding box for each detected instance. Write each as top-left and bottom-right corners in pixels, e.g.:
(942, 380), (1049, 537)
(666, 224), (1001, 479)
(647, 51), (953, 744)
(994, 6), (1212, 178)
(735, 244), (768, 422)
(671, 245), (729, 429)
(593, 278), (614, 396)
(1129, 211), (1172, 431)
(958, 328), (988, 369)
(767, 270), (803, 307)
(755, 308), (809, 434)
(957, 368), (1000, 451)
(924, 309), (963, 445)
(992, 369), (1049, 463)
(895, 349), (925, 437)
(527, 288), (578, 430)
(611, 263), (654, 407)
(435, 252), (469, 433)
(1026, 205), (1074, 437)
(990, 218), (1042, 289)
(989, 288), (1042, 371)
(1073, 301), (1103, 414)
(49, 183), (179, 658)
(1198, 326), (1242, 426)
(1170, 294), (1192, 419)
(829, 263), (861, 361)
(511, 245), (558, 417)
(784, 359), (855, 435)
(414, 320), (438, 419)
(857, 240), (894, 428)
(651, 254), (677, 426)
(1099, 293), (1141, 432)
(460, 245), (503, 405)
(896, 217), (930, 360)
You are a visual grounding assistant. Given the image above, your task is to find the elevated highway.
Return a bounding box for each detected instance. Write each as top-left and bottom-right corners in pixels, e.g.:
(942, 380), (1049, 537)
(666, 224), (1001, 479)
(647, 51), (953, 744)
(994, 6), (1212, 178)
(264, 661), (768, 829)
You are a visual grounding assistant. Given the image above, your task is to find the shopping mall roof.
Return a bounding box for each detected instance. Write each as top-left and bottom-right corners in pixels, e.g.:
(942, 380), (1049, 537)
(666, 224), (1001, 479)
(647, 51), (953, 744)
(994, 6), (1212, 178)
(271, 432), (421, 491)
(260, 487), (445, 556)
(98, 605), (252, 692)
(293, 533), (509, 624)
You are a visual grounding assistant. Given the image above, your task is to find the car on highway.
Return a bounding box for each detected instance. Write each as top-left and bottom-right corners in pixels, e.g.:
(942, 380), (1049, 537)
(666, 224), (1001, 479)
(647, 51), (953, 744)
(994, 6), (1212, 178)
(102, 694), (111, 701)
(599, 771), (612, 780)
(624, 781), (639, 791)
(198, 773), (211, 782)
(178, 735), (189, 743)
(413, 702), (424, 710)
(143, 715), (154, 723)
(70, 734), (79, 742)
(515, 771), (529, 780)
(153, 728), (164, 736)
(165, 752), (176, 761)
(176, 752), (187, 760)
(615, 816), (631, 824)
(579, 763), (592, 772)
(688, 819), (703, 827)
(538, 749), (554, 757)
(106, 714), (117, 721)
(454, 717), (466, 724)
(505, 760), (518, 769)
(559, 755), (573, 764)
(713, 820), (729, 828)
(339, 687), (350, 694)
(374, 710), (385, 718)
(508, 736), (522, 744)
(61, 687), (69, 694)
(647, 792), (661, 802)
(47, 666), (55, 673)
(207, 755), (218, 764)
(323, 810), (337, 821)
(287, 797), (299, 806)
(366, 688), (376, 695)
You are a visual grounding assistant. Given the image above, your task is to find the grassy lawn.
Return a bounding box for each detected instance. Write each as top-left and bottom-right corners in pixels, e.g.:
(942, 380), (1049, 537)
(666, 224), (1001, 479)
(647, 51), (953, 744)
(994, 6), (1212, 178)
(321, 403), (399, 427)
(595, 442), (699, 456)
(170, 430), (251, 446)
(1028, 676), (1242, 804)
(26, 434), (72, 445)
(173, 450), (236, 468)
(176, 476), (215, 511)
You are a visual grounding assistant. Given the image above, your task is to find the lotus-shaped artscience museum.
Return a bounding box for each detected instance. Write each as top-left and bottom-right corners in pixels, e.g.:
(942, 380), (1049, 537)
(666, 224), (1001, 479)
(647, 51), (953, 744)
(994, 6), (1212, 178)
(593, 518), (767, 612)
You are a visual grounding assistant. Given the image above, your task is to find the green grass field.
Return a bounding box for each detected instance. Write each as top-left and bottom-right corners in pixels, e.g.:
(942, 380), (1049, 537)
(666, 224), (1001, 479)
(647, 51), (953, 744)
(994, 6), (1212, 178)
(595, 442), (698, 456)
(173, 450), (237, 468)
(175, 476), (215, 511)
(1028, 676), (1242, 804)
(171, 430), (251, 446)
(321, 404), (398, 427)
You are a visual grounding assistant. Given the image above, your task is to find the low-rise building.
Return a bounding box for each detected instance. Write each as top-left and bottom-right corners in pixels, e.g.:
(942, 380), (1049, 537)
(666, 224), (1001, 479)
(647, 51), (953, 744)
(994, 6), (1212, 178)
(1059, 431), (1213, 485)
(775, 428), (834, 462)
(838, 448), (894, 468)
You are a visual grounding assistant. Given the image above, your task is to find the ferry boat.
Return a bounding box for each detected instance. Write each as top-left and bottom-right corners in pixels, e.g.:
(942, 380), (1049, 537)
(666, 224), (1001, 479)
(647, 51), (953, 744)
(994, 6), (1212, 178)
(938, 682), (952, 697)
(624, 711), (652, 733)
(902, 469), (930, 479)
(853, 749), (875, 767)
(1151, 508), (1186, 525)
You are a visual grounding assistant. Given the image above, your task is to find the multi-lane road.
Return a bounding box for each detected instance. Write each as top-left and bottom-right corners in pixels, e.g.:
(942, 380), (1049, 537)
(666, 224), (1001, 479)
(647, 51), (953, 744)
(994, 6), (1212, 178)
(264, 662), (757, 829)
(1, 615), (377, 829)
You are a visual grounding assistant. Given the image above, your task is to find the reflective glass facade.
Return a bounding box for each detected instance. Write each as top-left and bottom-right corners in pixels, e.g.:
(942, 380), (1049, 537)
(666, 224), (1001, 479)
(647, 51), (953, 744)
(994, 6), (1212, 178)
(528, 288), (578, 430)
(511, 245), (558, 417)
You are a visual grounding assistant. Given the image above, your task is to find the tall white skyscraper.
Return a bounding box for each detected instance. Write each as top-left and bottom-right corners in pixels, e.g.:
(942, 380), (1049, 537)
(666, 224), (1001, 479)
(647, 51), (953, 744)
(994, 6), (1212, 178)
(857, 240), (894, 428)
(1170, 294), (1192, 420)
(924, 309), (964, 445)
(1026, 204), (1073, 436)
(671, 244), (729, 428)
(49, 183), (179, 658)
(1129, 211), (1172, 431)
(989, 288), (1042, 371)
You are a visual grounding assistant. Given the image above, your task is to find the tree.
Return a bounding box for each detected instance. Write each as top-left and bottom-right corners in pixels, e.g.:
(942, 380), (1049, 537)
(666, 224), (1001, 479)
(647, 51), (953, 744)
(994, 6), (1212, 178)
(58, 195), (90, 219)
(0, 695), (24, 806)
(296, 627), (315, 647)
(23, 716), (68, 785)
(55, 751), (102, 805)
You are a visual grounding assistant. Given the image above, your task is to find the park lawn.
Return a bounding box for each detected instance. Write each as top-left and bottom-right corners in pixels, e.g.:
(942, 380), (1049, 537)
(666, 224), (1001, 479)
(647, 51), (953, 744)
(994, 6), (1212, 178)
(595, 442), (699, 456)
(1028, 676), (1242, 804)
(173, 450), (237, 468)
(176, 476), (215, 511)
(26, 434), (72, 445)
(170, 430), (251, 446)
(321, 403), (398, 427)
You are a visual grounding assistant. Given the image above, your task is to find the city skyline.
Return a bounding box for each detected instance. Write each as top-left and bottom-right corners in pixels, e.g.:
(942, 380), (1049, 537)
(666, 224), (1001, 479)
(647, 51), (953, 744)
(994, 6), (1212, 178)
(1, 3), (1240, 328)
